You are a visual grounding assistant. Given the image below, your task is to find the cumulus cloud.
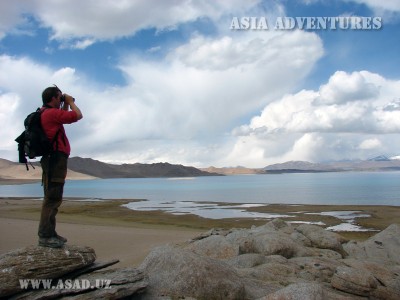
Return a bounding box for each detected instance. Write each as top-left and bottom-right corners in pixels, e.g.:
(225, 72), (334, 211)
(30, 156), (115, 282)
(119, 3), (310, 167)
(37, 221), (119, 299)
(225, 70), (400, 167)
(0, 24), (323, 165)
(315, 71), (380, 105)
(2, 1), (398, 168)
(0, 0), (261, 45)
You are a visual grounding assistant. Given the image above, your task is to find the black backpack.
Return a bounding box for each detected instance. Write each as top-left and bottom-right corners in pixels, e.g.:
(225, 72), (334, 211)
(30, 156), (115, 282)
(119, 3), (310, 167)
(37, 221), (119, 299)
(15, 108), (59, 170)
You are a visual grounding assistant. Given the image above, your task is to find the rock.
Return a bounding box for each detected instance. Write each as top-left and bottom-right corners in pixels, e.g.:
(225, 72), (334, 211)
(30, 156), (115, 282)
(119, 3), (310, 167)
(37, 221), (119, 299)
(289, 256), (343, 283)
(343, 224), (400, 264)
(60, 268), (147, 300)
(258, 282), (328, 300)
(295, 224), (348, 257)
(251, 218), (291, 234)
(258, 282), (362, 300)
(0, 245), (96, 298)
(191, 227), (233, 241)
(225, 253), (269, 268)
(3, 222), (399, 300)
(290, 231), (312, 247)
(139, 244), (273, 299)
(185, 234), (239, 259)
(312, 248), (343, 260)
(341, 259), (400, 300)
(331, 266), (378, 296)
(240, 231), (313, 258)
(11, 267), (148, 300)
(238, 262), (300, 286)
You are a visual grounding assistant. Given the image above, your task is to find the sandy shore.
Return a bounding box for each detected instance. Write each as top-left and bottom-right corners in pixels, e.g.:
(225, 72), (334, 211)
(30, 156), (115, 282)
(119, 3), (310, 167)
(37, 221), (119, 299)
(0, 217), (200, 268)
(1, 197), (399, 269)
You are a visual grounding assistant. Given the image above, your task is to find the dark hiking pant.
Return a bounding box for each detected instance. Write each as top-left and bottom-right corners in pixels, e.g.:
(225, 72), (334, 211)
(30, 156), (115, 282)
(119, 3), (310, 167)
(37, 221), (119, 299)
(38, 152), (68, 238)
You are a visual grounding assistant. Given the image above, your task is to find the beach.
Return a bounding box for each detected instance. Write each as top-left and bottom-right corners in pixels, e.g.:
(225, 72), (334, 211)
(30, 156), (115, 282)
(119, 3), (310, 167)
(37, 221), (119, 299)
(0, 217), (200, 268)
(1, 196), (400, 269)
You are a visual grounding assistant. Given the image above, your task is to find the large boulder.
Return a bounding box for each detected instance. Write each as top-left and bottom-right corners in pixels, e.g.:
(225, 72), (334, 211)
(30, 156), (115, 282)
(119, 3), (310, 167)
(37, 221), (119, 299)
(331, 266), (378, 297)
(185, 234), (239, 259)
(225, 253), (267, 269)
(289, 256), (343, 283)
(239, 231), (314, 258)
(343, 224), (400, 264)
(295, 224), (348, 257)
(0, 245), (96, 298)
(258, 282), (329, 300)
(139, 245), (246, 299)
(139, 245), (278, 299)
(340, 259), (400, 300)
(11, 267), (148, 300)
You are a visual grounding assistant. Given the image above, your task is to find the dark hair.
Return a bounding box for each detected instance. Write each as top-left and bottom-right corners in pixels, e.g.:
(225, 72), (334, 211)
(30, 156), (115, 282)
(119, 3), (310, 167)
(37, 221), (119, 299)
(42, 85), (62, 104)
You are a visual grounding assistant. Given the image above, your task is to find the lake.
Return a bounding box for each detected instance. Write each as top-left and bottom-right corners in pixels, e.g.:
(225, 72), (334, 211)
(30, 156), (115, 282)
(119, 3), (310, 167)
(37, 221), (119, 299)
(1, 172), (400, 206)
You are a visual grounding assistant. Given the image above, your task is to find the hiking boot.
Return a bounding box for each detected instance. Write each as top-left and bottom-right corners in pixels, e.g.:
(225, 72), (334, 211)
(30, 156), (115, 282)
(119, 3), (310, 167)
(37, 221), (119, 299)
(55, 234), (68, 243)
(38, 237), (65, 248)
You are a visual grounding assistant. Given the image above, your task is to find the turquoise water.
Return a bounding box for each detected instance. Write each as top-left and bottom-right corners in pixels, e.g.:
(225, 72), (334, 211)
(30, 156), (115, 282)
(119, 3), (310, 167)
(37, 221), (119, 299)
(1, 172), (400, 206)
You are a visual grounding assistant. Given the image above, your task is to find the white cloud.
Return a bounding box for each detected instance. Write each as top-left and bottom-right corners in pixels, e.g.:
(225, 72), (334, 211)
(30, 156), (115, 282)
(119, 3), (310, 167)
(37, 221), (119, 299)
(348, 0), (400, 14)
(359, 138), (382, 150)
(0, 0), (262, 43)
(0, 25), (323, 165)
(315, 71), (380, 105)
(2, 1), (398, 168)
(225, 70), (400, 167)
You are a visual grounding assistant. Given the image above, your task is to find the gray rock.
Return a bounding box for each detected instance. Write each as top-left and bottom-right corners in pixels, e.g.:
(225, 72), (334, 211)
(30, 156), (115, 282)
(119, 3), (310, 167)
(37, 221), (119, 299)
(331, 266), (378, 296)
(295, 224), (348, 257)
(225, 253), (269, 268)
(185, 234), (239, 259)
(289, 256), (343, 283)
(341, 258), (400, 300)
(11, 267), (148, 300)
(343, 224), (400, 264)
(238, 262), (301, 286)
(290, 231), (312, 247)
(139, 245), (247, 299)
(258, 282), (328, 300)
(251, 219), (291, 234)
(241, 231), (314, 258)
(257, 282), (363, 300)
(0, 245), (96, 298)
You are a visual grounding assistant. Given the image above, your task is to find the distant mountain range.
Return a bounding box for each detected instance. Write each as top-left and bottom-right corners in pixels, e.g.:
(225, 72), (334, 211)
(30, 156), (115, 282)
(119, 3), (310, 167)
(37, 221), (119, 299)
(0, 157), (221, 180)
(202, 156), (400, 175)
(2, 155), (400, 181)
(263, 155), (400, 173)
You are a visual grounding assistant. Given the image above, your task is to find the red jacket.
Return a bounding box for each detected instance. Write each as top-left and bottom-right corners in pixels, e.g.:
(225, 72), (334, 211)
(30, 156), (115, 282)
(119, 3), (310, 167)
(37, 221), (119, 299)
(40, 107), (78, 156)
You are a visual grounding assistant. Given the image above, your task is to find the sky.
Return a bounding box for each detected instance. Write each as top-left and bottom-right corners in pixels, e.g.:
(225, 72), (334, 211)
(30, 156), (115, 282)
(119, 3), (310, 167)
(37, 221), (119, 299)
(1, 0), (400, 168)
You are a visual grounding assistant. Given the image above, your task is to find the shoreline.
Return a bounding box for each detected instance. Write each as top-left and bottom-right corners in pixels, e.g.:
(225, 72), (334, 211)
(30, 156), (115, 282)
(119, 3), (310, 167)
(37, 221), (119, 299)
(1, 197), (399, 268)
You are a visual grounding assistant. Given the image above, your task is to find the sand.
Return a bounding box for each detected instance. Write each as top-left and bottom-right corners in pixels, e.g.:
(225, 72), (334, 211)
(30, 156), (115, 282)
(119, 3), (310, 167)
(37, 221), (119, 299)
(0, 217), (200, 268)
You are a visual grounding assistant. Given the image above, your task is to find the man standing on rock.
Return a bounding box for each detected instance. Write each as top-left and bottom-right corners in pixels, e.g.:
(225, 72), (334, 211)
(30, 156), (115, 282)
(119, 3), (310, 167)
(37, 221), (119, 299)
(38, 85), (83, 248)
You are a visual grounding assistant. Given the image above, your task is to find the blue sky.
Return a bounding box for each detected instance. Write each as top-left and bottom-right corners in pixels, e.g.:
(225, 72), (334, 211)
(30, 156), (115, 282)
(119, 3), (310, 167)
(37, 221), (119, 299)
(1, 0), (400, 167)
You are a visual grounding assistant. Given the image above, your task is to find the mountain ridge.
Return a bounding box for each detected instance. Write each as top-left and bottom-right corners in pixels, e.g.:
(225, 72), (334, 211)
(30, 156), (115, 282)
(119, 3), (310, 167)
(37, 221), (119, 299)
(67, 157), (222, 178)
(2, 155), (400, 179)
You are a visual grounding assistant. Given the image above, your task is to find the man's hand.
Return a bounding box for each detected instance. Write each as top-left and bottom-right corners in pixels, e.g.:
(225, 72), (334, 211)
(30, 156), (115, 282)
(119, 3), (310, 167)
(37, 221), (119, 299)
(63, 94), (75, 105)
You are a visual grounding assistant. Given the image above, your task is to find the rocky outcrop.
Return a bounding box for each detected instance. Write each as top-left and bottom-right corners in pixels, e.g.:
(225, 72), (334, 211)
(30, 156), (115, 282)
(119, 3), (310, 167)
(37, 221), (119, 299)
(343, 223), (400, 264)
(0, 245), (147, 299)
(139, 220), (400, 299)
(1, 221), (399, 299)
(0, 245), (96, 298)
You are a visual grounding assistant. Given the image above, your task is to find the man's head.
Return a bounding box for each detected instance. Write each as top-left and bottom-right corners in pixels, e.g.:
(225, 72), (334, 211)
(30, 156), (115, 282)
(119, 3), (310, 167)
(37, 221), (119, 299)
(42, 85), (62, 107)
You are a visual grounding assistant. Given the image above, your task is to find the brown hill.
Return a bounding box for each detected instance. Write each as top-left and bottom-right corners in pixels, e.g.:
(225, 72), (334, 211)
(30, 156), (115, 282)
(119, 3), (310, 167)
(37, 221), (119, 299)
(0, 158), (97, 181)
(200, 166), (263, 175)
(67, 157), (221, 178)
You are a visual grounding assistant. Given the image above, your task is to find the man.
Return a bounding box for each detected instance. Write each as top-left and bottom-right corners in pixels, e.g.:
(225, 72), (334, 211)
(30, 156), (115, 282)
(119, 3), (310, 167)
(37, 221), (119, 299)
(38, 85), (83, 248)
